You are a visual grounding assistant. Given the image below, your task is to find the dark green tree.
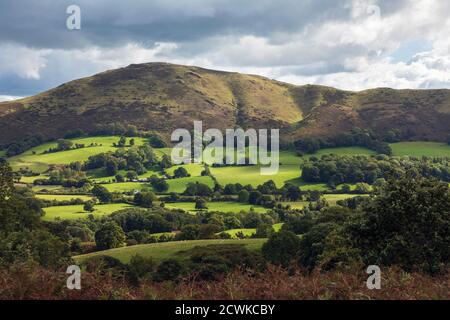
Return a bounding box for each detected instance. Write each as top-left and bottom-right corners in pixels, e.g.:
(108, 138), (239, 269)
(118, 136), (127, 147)
(173, 167), (189, 178)
(134, 191), (156, 208)
(238, 189), (249, 203)
(83, 201), (95, 212)
(248, 191), (262, 205)
(262, 230), (301, 267)
(94, 222), (126, 250)
(195, 198), (208, 210)
(348, 174), (450, 274)
(92, 184), (113, 203)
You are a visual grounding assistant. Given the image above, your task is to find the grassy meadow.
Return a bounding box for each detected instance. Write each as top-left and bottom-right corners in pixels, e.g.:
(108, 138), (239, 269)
(36, 194), (94, 202)
(222, 223), (284, 238)
(166, 176), (215, 193)
(8, 136), (147, 172)
(164, 201), (268, 213)
(103, 182), (150, 193)
(42, 203), (135, 221)
(209, 165), (301, 188)
(73, 238), (266, 264)
(390, 142), (450, 157)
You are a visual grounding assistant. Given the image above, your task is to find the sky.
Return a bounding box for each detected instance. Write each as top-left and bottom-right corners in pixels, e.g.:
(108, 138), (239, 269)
(0, 0), (450, 101)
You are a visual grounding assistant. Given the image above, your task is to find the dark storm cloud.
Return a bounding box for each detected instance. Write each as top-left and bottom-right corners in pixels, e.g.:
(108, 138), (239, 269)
(0, 0), (394, 49)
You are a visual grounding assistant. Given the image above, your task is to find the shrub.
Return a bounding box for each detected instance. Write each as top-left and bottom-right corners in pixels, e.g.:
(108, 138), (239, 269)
(133, 191), (156, 208)
(94, 222), (126, 250)
(238, 189), (249, 203)
(128, 255), (155, 284)
(153, 259), (184, 282)
(91, 185), (112, 203)
(348, 174), (450, 274)
(262, 230), (301, 267)
(173, 167), (189, 178)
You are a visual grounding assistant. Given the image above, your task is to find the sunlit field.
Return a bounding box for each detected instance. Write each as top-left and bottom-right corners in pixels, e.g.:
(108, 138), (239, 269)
(74, 238), (266, 264)
(42, 203), (135, 221)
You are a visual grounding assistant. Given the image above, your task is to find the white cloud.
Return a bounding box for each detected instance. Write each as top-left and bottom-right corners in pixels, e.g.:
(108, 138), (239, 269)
(0, 44), (48, 79)
(0, 95), (23, 102)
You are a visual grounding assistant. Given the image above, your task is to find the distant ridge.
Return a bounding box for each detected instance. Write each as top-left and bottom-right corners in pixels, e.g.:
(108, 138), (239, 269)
(1, 62), (450, 145)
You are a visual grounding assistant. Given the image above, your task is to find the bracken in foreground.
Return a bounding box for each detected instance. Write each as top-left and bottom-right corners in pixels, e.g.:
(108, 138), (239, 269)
(0, 264), (448, 300)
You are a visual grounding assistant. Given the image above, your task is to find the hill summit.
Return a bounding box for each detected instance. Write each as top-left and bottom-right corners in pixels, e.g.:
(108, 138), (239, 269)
(1, 62), (450, 145)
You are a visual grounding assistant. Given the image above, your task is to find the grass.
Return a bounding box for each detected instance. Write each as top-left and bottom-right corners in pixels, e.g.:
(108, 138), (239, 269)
(8, 136), (147, 173)
(307, 142), (450, 158)
(36, 194), (94, 202)
(164, 201), (267, 213)
(166, 176), (215, 193)
(19, 175), (44, 183)
(222, 228), (257, 237)
(31, 185), (68, 193)
(210, 165), (301, 188)
(273, 223), (283, 232)
(101, 176), (215, 194)
(297, 182), (329, 191)
(284, 194), (361, 209)
(165, 163), (205, 177)
(284, 201), (308, 209)
(149, 232), (177, 239)
(73, 238), (266, 264)
(103, 182), (150, 193)
(42, 203), (135, 221)
(323, 194), (363, 204)
(222, 223), (284, 238)
(390, 142), (450, 157)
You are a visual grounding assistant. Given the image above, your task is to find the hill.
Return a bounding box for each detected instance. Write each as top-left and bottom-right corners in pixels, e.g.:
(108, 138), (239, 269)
(73, 238), (265, 264)
(1, 62), (450, 145)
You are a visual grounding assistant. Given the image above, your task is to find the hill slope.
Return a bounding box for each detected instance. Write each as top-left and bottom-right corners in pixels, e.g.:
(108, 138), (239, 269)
(1, 62), (450, 144)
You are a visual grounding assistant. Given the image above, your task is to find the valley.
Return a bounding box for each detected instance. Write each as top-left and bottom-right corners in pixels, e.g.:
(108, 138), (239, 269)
(1, 63), (450, 300)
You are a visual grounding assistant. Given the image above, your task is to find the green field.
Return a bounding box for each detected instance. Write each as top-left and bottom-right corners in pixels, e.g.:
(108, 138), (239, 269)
(309, 142), (450, 158)
(210, 165), (301, 188)
(149, 231), (178, 239)
(103, 182), (150, 193)
(19, 175), (45, 183)
(284, 194), (360, 209)
(153, 148), (172, 159)
(102, 175), (214, 194)
(8, 136), (147, 172)
(390, 142), (450, 157)
(42, 203), (135, 221)
(166, 176), (215, 193)
(165, 201), (268, 213)
(165, 163), (205, 177)
(297, 182), (329, 191)
(223, 228), (257, 237)
(73, 238), (266, 264)
(31, 185), (69, 193)
(222, 223), (283, 238)
(36, 194), (94, 202)
(323, 194), (363, 204)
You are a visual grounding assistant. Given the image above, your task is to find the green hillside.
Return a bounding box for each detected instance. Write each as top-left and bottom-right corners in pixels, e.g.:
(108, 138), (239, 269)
(8, 136), (147, 172)
(2, 62), (450, 146)
(73, 238), (266, 264)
